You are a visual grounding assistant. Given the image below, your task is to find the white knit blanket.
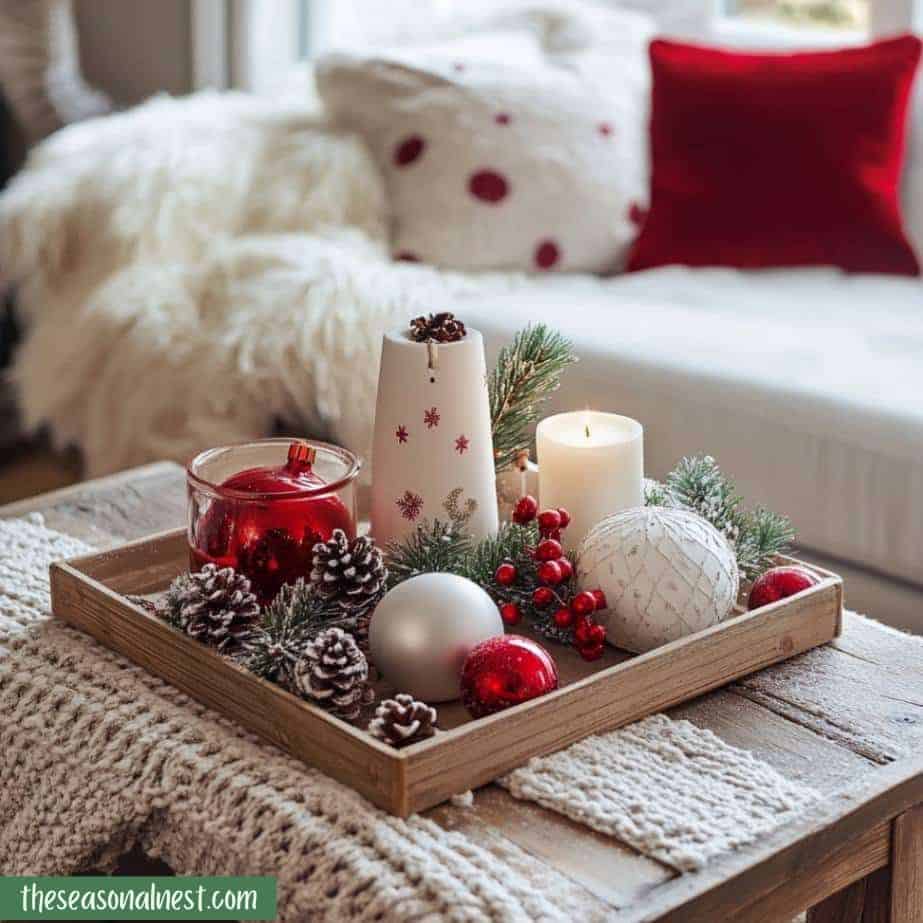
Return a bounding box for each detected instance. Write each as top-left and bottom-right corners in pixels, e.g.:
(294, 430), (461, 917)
(1, 516), (819, 916)
(500, 714), (818, 871)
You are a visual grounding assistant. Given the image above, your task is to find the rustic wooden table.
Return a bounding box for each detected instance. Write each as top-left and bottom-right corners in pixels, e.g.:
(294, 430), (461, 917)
(3, 461), (922, 923)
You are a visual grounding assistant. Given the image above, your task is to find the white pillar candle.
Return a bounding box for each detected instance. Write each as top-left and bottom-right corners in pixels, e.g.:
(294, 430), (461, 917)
(536, 412), (643, 549)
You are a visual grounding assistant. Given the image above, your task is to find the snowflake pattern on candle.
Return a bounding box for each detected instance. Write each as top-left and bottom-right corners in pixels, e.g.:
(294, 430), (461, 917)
(424, 406), (441, 429)
(396, 490), (424, 521)
(395, 425), (409, 444)
(455, 434), (470, 454)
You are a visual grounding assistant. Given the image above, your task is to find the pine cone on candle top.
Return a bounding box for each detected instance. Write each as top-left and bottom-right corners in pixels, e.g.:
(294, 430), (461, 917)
(159, 563), (260, 654)
(409, 312), (467, 343)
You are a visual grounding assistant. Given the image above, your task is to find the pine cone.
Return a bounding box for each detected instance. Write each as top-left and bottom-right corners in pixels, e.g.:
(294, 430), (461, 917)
(293, 627), (372, 721)
(310, 530), (387, 614)
(159, 564), (259, 653)
(369, 694), (438, 748)
(409, 312), (467, 343)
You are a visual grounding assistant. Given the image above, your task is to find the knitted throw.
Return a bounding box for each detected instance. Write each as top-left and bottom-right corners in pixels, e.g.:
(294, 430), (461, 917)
(0, 516), (574, 922)
(0, 515), (821, 916)
(499, 714), (819, 871)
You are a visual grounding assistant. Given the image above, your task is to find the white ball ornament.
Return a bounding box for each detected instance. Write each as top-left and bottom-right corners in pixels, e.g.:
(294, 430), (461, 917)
(577, 507), (739, 653)
(369, 572), (504, 702)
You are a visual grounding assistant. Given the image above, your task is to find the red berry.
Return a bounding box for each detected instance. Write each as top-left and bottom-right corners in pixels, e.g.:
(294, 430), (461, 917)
(532, 586), (555, 608)
(495, 562), (517, 586)
(513, 495), (538, 524)
(748, 566), (819, 610)
(537, 509), (562, 534)
(592, 589), (608, 611)
(587, 623), (607, 645)
(573, 614), (593, 644)
(577, 641), (605, 661)
(557, 508), (571, 529)
(557, 556), (573, 580)
(570, 591), (597, 617)
(553, 607), (574, 628)
(500, 602), (522, 626)
(535, 538), (563, 562)
(537, 560), (563, 586)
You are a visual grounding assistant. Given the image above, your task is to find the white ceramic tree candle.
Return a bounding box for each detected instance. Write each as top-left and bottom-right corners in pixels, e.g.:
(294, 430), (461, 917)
(536, 411), (643, 548)
(371, 326), (499, 545)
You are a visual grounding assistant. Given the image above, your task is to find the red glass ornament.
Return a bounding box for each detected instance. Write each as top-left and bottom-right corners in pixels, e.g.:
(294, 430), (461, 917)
(532, 586), (555, 608)
(537, 560), (563, 586)
(190, 440), (355, 605)
(592, 589), (608, 611)
(553, 607), (574, 628)
(461, 635), (559, 718)
(557, 557), (573, 580)
(535, 538), (563, 562)
(537, 509), (562, 534)
(570, 591), (597, 617)
(748, 566), (819, 610)
(557, 507), (571, 529)
(513, 495), (539, 524)
(500, 602), (522, 626)
(495, 562), (518, 586)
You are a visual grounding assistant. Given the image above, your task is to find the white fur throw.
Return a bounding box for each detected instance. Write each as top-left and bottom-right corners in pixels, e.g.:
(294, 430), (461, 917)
(0, 92), (525, 475)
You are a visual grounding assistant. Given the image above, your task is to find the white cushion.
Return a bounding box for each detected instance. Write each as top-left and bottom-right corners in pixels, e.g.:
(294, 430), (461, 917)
(315, 9), (653, 273)
(457, 267), (923, 585)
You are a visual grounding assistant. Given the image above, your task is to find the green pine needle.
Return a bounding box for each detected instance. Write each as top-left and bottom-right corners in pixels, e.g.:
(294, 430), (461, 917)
(385, 519), (471, 588)
(659, 454), (795, 581)
(489, 324), (577, 473)
(736, 507), (797, 581)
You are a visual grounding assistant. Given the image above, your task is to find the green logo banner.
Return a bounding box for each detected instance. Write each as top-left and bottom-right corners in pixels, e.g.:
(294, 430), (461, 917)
(0, 877), (277, 920)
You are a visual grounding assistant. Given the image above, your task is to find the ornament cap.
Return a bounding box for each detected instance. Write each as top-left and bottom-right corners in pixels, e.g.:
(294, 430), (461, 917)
(286, 440), (317, 473)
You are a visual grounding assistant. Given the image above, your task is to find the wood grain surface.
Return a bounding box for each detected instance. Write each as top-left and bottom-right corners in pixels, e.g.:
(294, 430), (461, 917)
(5, 461), (923, 922)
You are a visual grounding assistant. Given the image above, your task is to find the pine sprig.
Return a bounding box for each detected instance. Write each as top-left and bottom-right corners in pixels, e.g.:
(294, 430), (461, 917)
(385, 519), (471, 588)
(459, 522), (538, 587)
(660, 455), (794, 581)
(489, 325), (577, 473)
(737, 507), (796, 581)
(239, 578), (356, 685)
(666, 455), (743, 545)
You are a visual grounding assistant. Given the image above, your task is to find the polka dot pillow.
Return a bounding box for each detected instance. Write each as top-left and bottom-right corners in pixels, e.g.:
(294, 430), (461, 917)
(316, 27), (650, 274)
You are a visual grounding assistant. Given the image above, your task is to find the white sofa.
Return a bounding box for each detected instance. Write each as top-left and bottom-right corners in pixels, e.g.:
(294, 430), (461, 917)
(2, 4), (920, 631)
(459, 265), (923, 631)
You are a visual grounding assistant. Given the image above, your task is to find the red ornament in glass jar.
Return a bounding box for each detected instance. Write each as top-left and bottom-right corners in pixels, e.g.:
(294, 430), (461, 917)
(187, 439), (360, 604)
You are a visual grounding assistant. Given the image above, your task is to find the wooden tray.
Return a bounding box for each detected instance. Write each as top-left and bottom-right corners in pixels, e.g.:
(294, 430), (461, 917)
(50, 527), (843, 817)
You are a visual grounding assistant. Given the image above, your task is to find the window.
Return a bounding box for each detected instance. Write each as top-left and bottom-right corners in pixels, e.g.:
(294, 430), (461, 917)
(725, 1), (869, 31)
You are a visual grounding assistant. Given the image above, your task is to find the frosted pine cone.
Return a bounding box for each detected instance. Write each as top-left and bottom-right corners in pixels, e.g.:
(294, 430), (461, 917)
(293, 627), (372, 721)
(369, 694), (438, 748)
(310, 530), (387, 614)
(159, 564), (259, 653)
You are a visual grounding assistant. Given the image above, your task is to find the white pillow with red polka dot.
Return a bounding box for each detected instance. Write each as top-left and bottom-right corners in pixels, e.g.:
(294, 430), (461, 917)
(316, 16), (652, 273)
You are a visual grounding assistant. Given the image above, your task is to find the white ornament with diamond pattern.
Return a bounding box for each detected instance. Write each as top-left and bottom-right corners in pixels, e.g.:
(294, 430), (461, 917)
(577, 507), (739, 653)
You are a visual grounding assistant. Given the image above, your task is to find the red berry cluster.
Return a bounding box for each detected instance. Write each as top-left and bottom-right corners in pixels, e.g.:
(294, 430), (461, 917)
(495, 495), (608, 661)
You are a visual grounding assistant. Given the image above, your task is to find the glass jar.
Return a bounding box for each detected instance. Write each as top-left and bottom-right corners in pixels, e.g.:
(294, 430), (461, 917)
(187, 438), (360, 604)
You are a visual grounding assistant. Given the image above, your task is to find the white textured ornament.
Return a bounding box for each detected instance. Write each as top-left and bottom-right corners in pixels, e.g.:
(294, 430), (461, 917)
(369, 573), (503, 702)
(577, 507), (739, 653)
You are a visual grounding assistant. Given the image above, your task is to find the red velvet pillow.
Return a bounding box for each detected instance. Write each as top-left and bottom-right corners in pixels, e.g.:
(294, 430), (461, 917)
(628, 36), (922, 276)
